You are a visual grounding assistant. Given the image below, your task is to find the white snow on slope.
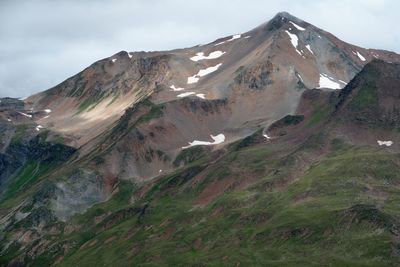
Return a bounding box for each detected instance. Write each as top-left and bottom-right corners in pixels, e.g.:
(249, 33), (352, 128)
(197, 63), (222, 76)
(111, 58), (117, 63)
(177, 92), (195, 98)
(35, 125), (44, 131)
(215, 34), (241, 46)
(289, 21), (305, 31)
(128, 53), (132, 58)
(187, 63), (223, 84)
(229, 34), (241, 41)
(318, 74), (342, 90)
(177, 92), (206, 99)
(190, 51), (225, 61)
(7, 118), (11, 122)
(305, 44), (314, 54)
(297, 73), (304, 82)
(196, 94), (205, 99)
(285, 31), (302, 56)
(18, 112), (32, 118)
(44, 109), (51, 113)
(170, 85), (185, 91)
(377, 140), (393, 147)
(187, 76), (199, 84)
(356, 51), (366, 61)
(182, 134), (225, 149)
(263, 134), (271, 140)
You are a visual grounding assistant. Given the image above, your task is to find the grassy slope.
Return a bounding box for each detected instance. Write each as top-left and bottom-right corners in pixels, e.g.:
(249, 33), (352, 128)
(51, 135), (400, 267)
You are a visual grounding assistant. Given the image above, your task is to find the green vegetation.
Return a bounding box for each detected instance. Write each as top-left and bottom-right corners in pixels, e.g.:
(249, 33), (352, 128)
(106, 92), (120, 107)
(281, 114), (304, 125)
(76, 91), (107, 114)
(136, 103), (164, 124)
(54, 139), (400, 267)
(306, 104), (332, 127)
(3, 161), (53, 200)
(350, 85), (379, 110)
(173, 146), (206, 167)
(11, 124), (29, 144)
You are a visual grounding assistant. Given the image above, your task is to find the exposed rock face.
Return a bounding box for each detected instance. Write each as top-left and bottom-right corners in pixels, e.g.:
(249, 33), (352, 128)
(234, 61), (274, 90)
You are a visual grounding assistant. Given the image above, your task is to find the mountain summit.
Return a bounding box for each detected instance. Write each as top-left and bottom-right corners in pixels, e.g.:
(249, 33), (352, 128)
(1, 12), (400, 266)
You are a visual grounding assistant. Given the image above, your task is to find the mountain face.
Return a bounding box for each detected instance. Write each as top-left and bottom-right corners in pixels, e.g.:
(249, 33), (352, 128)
(1, 12), (400, 266)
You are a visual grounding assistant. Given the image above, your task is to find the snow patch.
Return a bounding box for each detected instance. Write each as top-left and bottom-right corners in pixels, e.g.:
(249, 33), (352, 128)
(377, 140), (393, 147)
(187, 63), (222, 84)
(18, 112), (32, 118)
(263, 134), (271, 140)
(177, 92), (206, 99)
(170, 85), (185, 91)
(356, 51), (366, 61)
(182, 134), (225, 149)
(305, 44), (314, 54)
(111, 58), (117, 63)
(127, 53), (132, 58)
(7, 118), (11, 122)
(187, 76), (199, 84)
(228, 34), (241, 41)
(214, 34), (241, 46)
(177, 92), (195, 98)
(44, 109), (51, 113)
(196, 94), (205, 99)
(297, 73), (304, 82)
(318, 74), (342, 90)
(35, 125), (43, 131)
(285, 31), (302, 56)
(190, 51), (225, 61)
(289, 21), (305, 31)
(244, 35), (251, 39)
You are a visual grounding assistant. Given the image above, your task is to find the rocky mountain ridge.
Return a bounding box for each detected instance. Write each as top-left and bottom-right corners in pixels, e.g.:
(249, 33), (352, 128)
(1, 12), (400, 266)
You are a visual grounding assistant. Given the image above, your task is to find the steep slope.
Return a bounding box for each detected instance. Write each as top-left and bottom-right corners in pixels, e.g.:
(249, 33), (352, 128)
(1, 12), (400, 266)
(3, 60), (400, 266)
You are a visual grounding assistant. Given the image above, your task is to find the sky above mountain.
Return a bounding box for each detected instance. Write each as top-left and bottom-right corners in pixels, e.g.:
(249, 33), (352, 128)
(0, 0), (399, 98)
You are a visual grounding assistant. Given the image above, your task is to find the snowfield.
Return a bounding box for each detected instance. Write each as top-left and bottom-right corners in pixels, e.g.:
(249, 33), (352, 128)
(285, 31), (302, 56)
(190, 51), (225, 61)
(187, 63), (223, 84)
(196, 93), (205, 99)
(263, 134), (271, 140)
(182, 134), (225, 149)
(377, 140), (393, 147)
(177, 92), (206, 99)
(355, 51), (366, 61)
(170, 85), (185, 91)
(305, 44), (314, 54)
(177, 92), (195, 98)
(18, 112), (32, 118)
(215, 34), (241, 46)
(318, 74), (343, 90)
(289, 21), (305, 31)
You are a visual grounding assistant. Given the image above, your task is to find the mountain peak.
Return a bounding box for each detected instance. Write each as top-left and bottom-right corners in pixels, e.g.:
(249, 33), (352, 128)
(273, 11), (305, 24)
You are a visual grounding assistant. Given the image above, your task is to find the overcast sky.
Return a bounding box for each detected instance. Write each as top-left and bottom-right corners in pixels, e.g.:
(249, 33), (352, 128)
(0, 0), (399, 98)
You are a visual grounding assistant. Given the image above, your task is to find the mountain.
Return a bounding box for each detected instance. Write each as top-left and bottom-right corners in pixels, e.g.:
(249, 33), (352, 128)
(1, 12), (400, 266)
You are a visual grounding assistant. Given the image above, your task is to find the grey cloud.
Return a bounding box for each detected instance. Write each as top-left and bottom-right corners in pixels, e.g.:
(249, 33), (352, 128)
(0, 0), (399, 97)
